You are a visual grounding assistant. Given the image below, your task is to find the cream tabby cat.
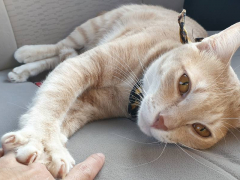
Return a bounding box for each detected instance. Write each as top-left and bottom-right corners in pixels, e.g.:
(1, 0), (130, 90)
(1, 4), (240, 178)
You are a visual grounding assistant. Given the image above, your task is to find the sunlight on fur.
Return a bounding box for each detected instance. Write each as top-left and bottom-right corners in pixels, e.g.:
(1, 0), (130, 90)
(2, 4), (240, 179)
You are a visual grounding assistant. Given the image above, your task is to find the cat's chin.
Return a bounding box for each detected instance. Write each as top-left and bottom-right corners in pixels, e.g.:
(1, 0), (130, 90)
(150, 128), (174, 144)
(137, 113), (152, 137)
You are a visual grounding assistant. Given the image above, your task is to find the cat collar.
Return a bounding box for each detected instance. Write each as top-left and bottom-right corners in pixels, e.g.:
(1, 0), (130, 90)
(128, 79), (144, 121)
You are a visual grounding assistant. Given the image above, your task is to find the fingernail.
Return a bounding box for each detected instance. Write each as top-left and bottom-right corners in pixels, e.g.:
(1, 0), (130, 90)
(96, 153), (105, 159)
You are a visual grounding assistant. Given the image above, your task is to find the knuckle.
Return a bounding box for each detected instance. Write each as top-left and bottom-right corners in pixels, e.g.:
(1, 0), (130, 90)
(77, 163), (92, 178)
(30, 163), (47, 171)
(1, 157), (11, 165)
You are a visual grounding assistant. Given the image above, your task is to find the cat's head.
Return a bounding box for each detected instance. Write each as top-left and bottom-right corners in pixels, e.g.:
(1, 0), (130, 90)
(138, 22), (240, 149)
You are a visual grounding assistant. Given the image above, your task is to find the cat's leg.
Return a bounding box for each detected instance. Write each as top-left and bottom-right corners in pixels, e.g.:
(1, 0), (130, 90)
(14, 44), (59, 64)
(8, 56), (60, 82)
(14, 41), (79, 64)
(61, 87), (127, 138)
(14, 7), (123, 64)
(9, 47), (78, 82)
(1, 46), (125, 178)
(14, 14), (105, 64)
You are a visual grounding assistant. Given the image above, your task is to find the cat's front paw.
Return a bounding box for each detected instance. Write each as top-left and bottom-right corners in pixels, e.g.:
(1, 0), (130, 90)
(8, 66), (30, 82)
(1, 130), (75, 178)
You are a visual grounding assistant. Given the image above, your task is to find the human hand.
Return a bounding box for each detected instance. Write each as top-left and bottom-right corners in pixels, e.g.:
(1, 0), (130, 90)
(0, 146), (105, 180)
(0, 148), (54, 180)
(64, 153), (105, 180)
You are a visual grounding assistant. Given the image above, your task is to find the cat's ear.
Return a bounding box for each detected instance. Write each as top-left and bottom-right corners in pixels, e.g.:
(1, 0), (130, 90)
(197, 22), (240, 64)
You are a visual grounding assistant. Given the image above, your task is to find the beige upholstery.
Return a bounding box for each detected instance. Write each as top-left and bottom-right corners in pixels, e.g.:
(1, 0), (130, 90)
(4, 0), (141, 47)
(0, 0), (18, 71)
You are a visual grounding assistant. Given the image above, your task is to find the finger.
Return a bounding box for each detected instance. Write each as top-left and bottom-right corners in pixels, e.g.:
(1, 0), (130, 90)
(2, 141), (18, 161)
(1, 151), (17, 161)
(0, 148), (3, 157)
(0, 151), (20, 169)
(65, 153), (105, 180)
(29, 163), (55, 180)
(2, 151), (17, 160)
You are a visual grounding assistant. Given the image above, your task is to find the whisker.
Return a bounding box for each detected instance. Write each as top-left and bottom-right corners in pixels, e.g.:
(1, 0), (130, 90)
(221, 118), (240, 120)
(112, 67), (146, 96)
(217, 128), (227, 146)
(93, 51), (140, 88)
(112, 77), (144, 102)
(105, 52), (141, 85)
(222, 121), (240, 134)
(114, 67), (132, 81)
(175, 143), (231, 179)
(107, 62), (138, 87)
(121, 89), (143, 100)
(7, 102), (28, 110)
(233, 64), (240, 71)
(114, 70), (135, 88)
(113, 76), (134, 89)
(101, 51), (148, 96)
(112, 133), (160, 145)
(115, 143), (167, 169)
(222, 124), (240, 143)
(179, 142), (240, 160)
(114, 52), (142, 82)
(107, 52), (147, 95)
(137, 55), (150, 86)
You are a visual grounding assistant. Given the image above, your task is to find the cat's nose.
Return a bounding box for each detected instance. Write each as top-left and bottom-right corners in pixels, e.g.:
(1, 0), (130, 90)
(152, 115), (168, 131)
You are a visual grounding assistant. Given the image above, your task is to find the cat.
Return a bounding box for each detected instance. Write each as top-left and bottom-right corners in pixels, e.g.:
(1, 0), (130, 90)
(1, 4), (240, 179)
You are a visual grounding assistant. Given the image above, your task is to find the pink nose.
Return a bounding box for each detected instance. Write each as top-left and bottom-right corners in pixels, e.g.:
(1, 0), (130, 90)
(152, 115), (168, 131)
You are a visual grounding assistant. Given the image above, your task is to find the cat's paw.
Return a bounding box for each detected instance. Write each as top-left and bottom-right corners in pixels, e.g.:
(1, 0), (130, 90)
(1, 130), (75, 178)
(8, 66), (30, 82)
(14, 45), (57, 63)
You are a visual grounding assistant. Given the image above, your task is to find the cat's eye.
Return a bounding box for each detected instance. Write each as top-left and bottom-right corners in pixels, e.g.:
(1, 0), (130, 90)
(179, 74), (190, 95)
(192, 123), (211, 137)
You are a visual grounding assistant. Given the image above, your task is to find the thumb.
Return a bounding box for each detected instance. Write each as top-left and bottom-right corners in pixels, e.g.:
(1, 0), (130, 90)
(65, 153), (105, 180)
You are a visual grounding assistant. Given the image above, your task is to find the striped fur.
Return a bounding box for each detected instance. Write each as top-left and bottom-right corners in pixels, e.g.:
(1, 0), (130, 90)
(3, 4), (240, 178)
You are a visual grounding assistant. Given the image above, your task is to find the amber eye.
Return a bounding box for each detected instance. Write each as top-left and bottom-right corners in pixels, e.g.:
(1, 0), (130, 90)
(179, 74), (190, 95)
(192, 123), (211, 137)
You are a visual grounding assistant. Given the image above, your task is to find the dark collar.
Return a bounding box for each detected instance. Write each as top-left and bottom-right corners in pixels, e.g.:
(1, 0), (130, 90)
(128, 79), (144, 121)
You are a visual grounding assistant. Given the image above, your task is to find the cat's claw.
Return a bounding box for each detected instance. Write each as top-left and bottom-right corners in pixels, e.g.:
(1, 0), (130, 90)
(57, 161), (67, 179)
(27, 152), (38, 164)
(4, 135), (15, 144)
(1, 130), (75, 178)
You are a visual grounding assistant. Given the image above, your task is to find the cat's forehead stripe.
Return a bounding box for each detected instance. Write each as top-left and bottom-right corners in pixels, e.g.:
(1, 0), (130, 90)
(193, 88), (207, 94)
(192, 79), (207, 91)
